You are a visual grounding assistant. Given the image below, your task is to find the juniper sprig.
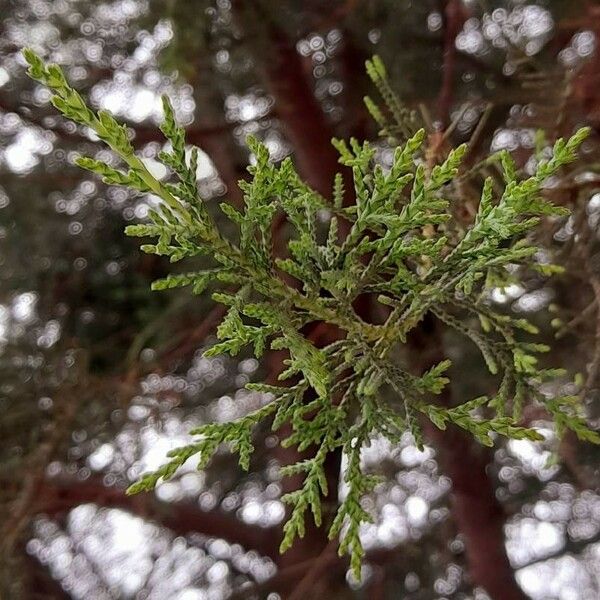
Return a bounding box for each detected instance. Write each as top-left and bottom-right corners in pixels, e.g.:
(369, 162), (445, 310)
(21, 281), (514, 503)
(23, 48), (599, 578)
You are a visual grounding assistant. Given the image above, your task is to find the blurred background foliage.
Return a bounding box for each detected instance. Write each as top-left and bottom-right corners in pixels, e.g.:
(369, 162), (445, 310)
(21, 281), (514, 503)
(1, 0), (600, 598)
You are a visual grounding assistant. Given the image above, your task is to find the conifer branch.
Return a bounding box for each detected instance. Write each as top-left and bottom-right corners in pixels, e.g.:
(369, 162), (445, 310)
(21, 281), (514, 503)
(23, 49), (599, 578)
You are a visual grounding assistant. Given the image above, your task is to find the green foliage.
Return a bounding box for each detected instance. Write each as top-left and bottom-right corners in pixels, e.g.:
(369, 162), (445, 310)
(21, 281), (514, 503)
(364, 55), (420, 141)
(24, 49), (599, 579)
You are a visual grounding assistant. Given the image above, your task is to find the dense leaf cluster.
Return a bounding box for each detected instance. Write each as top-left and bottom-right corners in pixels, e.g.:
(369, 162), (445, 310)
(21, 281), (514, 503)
(24, 49), (599, 577)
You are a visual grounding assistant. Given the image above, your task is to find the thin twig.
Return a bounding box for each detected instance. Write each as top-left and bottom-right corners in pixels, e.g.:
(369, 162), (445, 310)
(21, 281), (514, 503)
(555, 299), (597, 339)
(287, 537), (339, 600)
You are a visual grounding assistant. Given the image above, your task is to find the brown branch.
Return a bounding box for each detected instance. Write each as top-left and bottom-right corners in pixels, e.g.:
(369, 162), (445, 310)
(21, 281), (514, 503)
(34, 476), (280, 560)
(230, 531), (439, 599)
(287, 538), (339, 600)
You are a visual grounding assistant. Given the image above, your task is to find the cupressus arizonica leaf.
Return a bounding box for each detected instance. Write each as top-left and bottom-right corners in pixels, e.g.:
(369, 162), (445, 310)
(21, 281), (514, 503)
(23, 48), (599, 579)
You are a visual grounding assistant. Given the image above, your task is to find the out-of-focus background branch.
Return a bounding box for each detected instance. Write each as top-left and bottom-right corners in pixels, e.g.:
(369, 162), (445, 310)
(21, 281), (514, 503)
(1, 1), (600, 598)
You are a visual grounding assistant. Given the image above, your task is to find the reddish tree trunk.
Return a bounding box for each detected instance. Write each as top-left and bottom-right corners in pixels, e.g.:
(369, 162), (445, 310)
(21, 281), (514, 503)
(231, 5), (528, 598)
(409, 316), (528, 600)
(232, 2), (341, 199)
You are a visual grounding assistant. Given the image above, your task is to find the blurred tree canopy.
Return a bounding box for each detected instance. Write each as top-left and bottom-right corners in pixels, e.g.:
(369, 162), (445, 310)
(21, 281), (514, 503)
(1, 1), (600, 599)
